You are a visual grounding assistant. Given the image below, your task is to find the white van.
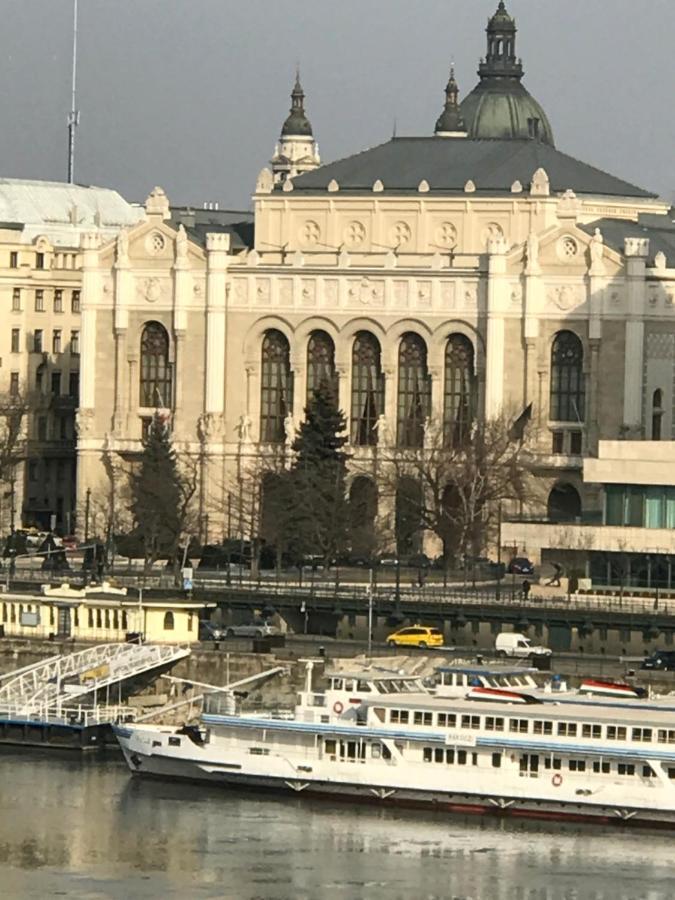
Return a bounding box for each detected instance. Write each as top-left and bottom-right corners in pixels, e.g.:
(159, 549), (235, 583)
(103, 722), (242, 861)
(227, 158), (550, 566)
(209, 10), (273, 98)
(495, 632), (552, 659)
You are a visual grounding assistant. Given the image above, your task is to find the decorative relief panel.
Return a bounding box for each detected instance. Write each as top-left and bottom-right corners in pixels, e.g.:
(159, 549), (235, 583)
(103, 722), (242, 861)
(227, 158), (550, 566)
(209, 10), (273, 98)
(481, 222), (504, 248)
(546, 284), (584, 311)
(136, 276), (166, 304)
(301, 279), (316, 306)
(232, 278), (248, 306)
(299, 220), (321, 247)
(279, 279), (293, 307)
(323, 279), (339, 309)
(463, 284), (478, 308)
(393, 280), (409, 308)
(647, 333), (675, 360)
(434, 222), (457, 249)
(440, 282), (455, 309)
(347, 277), (384, 307)
(255, 279), (271, 306)
(390, 221), (412, 248)
(343, 221), (366, 247)
(557, 235), (579, 261)
(146, 231), (166, 256)
(416, 281), (432, 308)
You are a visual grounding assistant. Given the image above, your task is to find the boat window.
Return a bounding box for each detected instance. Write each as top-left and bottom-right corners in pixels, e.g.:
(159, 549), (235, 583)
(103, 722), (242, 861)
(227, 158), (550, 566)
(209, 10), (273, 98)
(356, 680), (372, 692)
(509, 718), (529, 734)
(152, 740), (161, 748)
(544, 757), (562, 770)
(434, 747), (445, 763)
(423, 747), (432, 763)
(568, 759), (586, 772)
(658, 729), (675, 744)
(457, 750), (467, 765)
(632, 727), (653, 743)
(668, 768), (675, 779)
(485, 716), (504, 732)
(437, 713), (457, 727)
(390, 709), (409, 724)
(371, 707), (386, 723)
(168, 736), (181, 747)
(413, 711), (433, 726)
(557, 722), (577, 737)
(606, 725), (627, 741)
(618, 763), (636, 776)
(344, 680), (354, 691)
(582, 724), (602, 739)
(374, 681), (389, 693)
(371, 743), (381, 759)
(249, 747), (270, 756)
(642, 764), (655, 778)
(441, 673), (452, 686)
(461, 715), (481, 730)
(332, 679), (343, 690)
(491, 752), (502, 768)
(325, 739), (337, 756)
(593, 760), (610, 774)
(533, 720), (553, 735)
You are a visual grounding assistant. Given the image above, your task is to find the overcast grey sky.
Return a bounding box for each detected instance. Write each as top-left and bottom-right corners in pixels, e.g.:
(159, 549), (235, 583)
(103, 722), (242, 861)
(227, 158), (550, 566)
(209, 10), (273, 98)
(0, 0), (673, 210)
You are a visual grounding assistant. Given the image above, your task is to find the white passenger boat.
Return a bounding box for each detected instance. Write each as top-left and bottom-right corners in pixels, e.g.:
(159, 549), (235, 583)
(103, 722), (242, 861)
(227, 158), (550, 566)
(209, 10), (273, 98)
(114, 662), (675, 828)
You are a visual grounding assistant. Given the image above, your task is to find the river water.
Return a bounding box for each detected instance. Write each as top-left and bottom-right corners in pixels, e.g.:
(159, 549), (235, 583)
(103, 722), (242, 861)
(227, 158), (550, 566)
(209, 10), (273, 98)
(1, 750), (674, 900)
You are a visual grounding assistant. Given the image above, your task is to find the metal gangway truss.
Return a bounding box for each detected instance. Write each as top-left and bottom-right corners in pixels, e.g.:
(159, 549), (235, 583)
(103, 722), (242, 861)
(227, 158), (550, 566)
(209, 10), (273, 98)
(0, 642), (191, 712)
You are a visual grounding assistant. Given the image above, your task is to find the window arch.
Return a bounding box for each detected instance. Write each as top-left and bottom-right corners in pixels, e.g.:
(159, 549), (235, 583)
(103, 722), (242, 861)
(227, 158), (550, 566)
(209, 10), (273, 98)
(260, 329), (293, 443)
(350, 331), (384, 446)
(547, 483), (581, 523)
(163, 611), (175, 631)
(550, 331), (584, 422)
(444, 334), (476, 447)
(652, 389), (664, 441)
(397, 333), (431, 448)
(140, 321), (172, 408)
(306, 330), (337, 402)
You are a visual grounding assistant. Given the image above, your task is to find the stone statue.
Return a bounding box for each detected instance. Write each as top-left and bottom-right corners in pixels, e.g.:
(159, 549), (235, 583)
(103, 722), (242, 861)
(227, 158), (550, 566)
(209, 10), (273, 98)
(591, 227), (603, 260)
(237, 413), (252, 443)
(423, 416), (440, 449)
(116, 229), (129, 265)
(175, 224), (188, 261)
(284, 413), (295, 446)
(373, 413), (389, 446)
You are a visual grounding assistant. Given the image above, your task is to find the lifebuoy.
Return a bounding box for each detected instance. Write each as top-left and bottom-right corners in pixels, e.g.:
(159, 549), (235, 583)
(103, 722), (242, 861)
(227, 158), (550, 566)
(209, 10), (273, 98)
(552, 773), (563, 787)
(333, 701), (344, 715)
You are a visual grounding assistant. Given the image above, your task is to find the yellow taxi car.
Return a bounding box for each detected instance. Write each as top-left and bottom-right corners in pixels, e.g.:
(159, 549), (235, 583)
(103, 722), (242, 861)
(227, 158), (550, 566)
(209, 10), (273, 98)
(386, 625), (444, 649)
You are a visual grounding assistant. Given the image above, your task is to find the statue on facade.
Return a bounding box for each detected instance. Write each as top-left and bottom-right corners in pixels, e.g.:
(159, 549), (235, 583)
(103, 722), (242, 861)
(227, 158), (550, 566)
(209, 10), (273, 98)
(590, 227), (605, 274)
(116, 229), (129, 265)
(423, 416), (440, 450)
(284, 412), (295, 446)
(237, 413), (252, 444)
(175, 224), (188, 261)
(373, 413), (389, 446)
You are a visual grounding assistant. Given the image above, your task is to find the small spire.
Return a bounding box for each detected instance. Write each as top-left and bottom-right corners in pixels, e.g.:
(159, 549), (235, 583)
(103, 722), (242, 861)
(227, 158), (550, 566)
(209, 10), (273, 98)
(434, 64), (467, 136)
(281, 70), (313, 137)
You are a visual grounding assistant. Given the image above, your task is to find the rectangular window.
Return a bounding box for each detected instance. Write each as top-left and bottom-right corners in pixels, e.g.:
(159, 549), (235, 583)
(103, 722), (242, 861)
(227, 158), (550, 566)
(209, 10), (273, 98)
(642, 764), (655, 778)
(618, 763), (635, 776)
(568, 759), (586, 772)
(9, 372), (19, 396)
(551, 431), (564, 454)
(71, 290), (81, 312)
(533, 720), (553, 735)
(11, 328), (20, 353)
(605, 485), (624, 525)
(509, 718), (529, 734)
(51, 371), (61, 395)
(35, 370), (43, 391)
(54, 290), (63, 313)
(582, 724), (602, 739)
(423, 747), (432, 763)
(37, 416), (47, 441)
(35, 252), (44, 270)
(390, 710), (400, 724)
(632, 727), (652, 743)
(485, 716), (504, 732)
(69, 372), (79, 399)
(53, 330), (62, 353)
(461, 715), (480, 730)
(437, 713), (456, 727)
(324, 739), (336, 756)
(9, 251), (18, 268)
(626, 487), (643, 527)
(59, 416), (68, 440)
(544, 757), (562, 770)
(569, 430), (583, 455)
(658, 729), (675, 744)
(434, 747), (445, 763)
(414, 711), (432, 726)
(71, 330), (80, 354)
(457, 750), (467, 765)
(12, 288), (21, 311)
(35, 289), (44, 311)
(34, 329), (43, 353)
(592, 760), (610, 774)
(28, 460), (38, 481)
(491, 752), (502, 768)
(557, 722), (577, 737)
(445, 749), (455, 765)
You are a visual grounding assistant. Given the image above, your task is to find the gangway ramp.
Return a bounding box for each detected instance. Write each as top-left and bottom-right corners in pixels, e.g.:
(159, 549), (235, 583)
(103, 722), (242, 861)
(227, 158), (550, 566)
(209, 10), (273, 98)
(0, 643), (190, 711)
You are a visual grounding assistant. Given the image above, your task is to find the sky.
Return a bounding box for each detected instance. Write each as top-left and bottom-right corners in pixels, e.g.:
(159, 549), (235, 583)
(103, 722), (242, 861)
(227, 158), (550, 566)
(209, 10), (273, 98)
(0, 0), (673, 211)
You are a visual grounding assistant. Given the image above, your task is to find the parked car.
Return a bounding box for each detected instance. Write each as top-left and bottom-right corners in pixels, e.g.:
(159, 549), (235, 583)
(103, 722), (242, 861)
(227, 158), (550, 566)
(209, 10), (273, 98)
(377, 555), (400, 568)
(199, 620), (226, 641)
(641, 650), (675, 671)
(507, 557), (535, 576)
(223, 622), (280, 639)
(495, 632), (551, 659)
(386, 625), (444, 649)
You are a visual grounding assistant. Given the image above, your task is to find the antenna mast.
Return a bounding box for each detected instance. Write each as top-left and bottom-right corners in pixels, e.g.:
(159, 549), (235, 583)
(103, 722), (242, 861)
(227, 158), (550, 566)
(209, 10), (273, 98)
(67, 0), (80, 184)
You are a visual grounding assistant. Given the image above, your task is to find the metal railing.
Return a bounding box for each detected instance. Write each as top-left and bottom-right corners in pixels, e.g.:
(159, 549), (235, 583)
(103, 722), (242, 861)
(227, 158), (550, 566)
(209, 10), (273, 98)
(0, 701), (136, 727)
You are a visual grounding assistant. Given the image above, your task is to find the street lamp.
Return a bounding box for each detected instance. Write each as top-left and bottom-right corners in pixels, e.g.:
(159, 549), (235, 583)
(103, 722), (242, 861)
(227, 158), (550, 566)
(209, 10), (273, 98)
(84, 487), (91, 542)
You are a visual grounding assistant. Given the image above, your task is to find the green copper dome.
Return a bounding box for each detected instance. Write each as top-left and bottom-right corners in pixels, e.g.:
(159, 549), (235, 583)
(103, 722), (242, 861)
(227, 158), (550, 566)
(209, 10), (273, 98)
(460, 2), (555, 146)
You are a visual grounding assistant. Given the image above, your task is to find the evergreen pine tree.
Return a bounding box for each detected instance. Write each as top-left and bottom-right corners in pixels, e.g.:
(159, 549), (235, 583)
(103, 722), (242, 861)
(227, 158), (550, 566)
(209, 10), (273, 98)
(130, 413), (184, 568)
(288, 381), (351, 565)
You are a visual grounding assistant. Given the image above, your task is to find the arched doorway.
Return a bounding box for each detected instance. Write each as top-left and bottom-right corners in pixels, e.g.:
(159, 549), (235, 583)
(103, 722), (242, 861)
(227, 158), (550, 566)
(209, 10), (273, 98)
(349, 476), (377, 559)
(547, 483), (581, 522)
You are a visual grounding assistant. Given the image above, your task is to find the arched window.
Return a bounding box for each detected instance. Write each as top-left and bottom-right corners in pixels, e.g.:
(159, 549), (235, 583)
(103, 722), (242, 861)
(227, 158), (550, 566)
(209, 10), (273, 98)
(547, 483), (581, 523)
(351, 332), (384, 446)
(397, 333), (431, 448)
(163, 611), (175, 631)
(444, 335), (476, 447)
(260, 329), (293, 443)
(140, 322), (172, 408)
(306, 330), (337, 402)
(550, 331), (584, 422)
(349, 476), (378, 558)
(652, 389), (664, 441)
(396, 477), (423, 557)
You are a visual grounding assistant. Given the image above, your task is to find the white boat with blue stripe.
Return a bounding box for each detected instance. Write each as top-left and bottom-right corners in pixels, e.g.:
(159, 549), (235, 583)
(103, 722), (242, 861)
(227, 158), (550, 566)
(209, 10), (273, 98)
(113, 661), (675, 828)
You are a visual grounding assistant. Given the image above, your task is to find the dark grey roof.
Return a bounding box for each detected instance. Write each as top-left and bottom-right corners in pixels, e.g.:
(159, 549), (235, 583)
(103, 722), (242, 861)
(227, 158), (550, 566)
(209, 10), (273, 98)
(170, 207), (254, 252)
(289, 137), (656, 199)
(579, 212), (675, 262)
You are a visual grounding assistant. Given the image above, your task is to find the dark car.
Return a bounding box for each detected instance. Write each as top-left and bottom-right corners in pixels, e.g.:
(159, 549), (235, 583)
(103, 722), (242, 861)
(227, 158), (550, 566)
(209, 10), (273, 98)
(641, 651), (675, 671)
(507, 557), (535, 576)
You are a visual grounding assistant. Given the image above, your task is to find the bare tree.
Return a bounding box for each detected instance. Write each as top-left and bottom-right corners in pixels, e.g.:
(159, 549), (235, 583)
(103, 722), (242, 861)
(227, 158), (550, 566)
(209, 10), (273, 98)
(0, 391), (27, 534)
(380, 413), (541, 567)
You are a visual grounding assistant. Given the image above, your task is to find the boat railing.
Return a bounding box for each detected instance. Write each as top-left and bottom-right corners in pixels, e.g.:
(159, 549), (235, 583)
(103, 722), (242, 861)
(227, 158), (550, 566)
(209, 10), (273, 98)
(0, 700), (137, 727)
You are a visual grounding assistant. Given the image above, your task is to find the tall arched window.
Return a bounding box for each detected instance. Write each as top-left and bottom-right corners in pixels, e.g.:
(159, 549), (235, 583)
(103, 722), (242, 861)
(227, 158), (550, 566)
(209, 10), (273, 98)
(652, 389), (664, 441)
(163, 611), (175, 631)
(260, 329), (293, 443)
(139, 322), (172, 408)
(351, 332), (384, 446)
(397, 333), (431, 448)
(444, 334), (476, 447)
(306, 330), (337, 403)
(550, 331), (584, 422)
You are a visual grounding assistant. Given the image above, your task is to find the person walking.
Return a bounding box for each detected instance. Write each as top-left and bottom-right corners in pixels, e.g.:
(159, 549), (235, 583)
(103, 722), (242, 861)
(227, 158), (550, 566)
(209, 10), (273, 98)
(522, 579), (531, 601)
(546, 562), (562, 587)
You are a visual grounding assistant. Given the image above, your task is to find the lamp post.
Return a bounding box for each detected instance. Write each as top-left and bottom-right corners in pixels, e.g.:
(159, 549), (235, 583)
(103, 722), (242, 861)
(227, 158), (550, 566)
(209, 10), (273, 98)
(367, 565), (374, 656)
(84, 487), (91, 542)
(496, 500), (503, 602)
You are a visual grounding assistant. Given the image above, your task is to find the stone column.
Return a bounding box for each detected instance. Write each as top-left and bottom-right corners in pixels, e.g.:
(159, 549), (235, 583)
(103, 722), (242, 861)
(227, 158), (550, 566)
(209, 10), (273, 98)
(622, 238), (649, 433)
(79, 232), (102, 410)
(484, 237), (508, 419)
(291, 353), (305, 424)
(205, 233), (230, 418)
(112, 328), (127, 434)
(587, 339), (601, 452)
(173, 331), (186, 428)
(383, 364), (397, 446)
(429, 364), (443, 433)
